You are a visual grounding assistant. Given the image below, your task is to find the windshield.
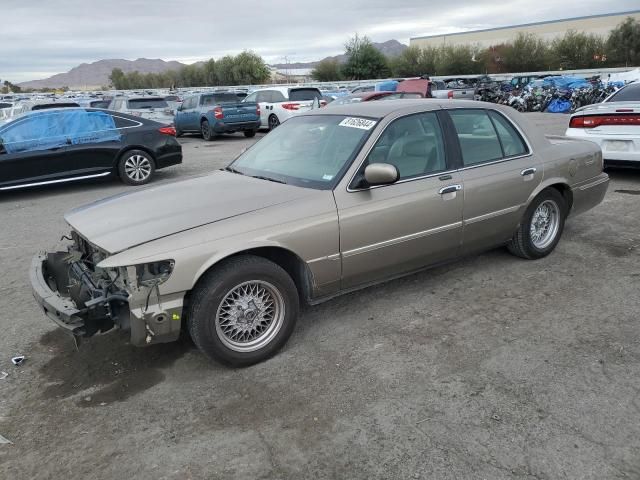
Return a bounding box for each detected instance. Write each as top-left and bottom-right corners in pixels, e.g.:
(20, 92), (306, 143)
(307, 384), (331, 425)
(229, 115), (376, 189)
(127, 98), (169, 109)
(289, 88), (322, 101)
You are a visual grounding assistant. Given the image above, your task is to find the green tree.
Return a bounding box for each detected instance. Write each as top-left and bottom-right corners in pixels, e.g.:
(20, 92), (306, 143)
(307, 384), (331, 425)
(436, 45), (476, 75)
(606, 17), (640, 66)
(389, 46), (437, 77)
(215, 55), (237, 85)
(109, 68), (127, 89)
(502, 33), (550, 72)
(551, 30), (606, 69)
(311, 59), (343, 81)
(202, 59), (217, 86)
(342, 34), (390, 80)
(232, 51), (270, 84)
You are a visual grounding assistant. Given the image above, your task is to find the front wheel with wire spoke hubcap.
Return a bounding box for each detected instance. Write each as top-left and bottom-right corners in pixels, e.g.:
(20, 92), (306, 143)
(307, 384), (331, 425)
(508, 188), (567, 259)
(187, 255), (299, 366)
(118, 150), (155, 185)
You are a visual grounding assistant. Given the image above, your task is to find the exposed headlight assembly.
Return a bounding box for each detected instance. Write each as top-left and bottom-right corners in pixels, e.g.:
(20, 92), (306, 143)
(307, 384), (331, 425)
(135, 260), (175, 287)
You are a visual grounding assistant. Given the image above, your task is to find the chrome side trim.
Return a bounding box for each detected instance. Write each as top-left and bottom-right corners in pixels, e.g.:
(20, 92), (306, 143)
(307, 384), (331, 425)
(458, 152), (533, 172)
(342, 221), (462, 258)
(465, 205), (522, 225)
(578, 176), (609, 191)
(0, 172), (111, 191)
(308, 253), (341, 264)
(347, 169), (457, 193)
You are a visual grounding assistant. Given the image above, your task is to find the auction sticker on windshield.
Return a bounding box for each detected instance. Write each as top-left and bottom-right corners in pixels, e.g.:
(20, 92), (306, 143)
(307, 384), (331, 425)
(339, 117), (377, 130)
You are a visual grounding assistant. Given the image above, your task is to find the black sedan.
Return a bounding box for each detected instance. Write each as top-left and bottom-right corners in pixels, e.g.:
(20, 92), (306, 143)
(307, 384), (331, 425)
(0, 108), (182, 191)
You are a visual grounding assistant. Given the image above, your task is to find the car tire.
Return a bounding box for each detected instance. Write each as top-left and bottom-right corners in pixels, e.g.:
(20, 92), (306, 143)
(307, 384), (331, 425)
(117, 149), (156, 186)
(508, 188), (567, 260)
(201, 119), (214, 141)
(268, 114), (280, 131)
(187, 255), (299, 367)
(175, 128), (183, 138)
(244, 130), (257, 138)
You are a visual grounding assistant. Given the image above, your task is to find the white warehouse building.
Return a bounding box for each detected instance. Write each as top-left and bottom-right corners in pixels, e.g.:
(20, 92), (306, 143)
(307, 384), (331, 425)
(410, 10), (640, 49)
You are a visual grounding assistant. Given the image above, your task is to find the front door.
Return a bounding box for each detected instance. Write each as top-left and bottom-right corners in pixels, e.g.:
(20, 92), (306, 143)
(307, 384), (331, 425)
(445, 108), (542, 253)
(0, 111), (72, 188)
(334, 111), (464, 289)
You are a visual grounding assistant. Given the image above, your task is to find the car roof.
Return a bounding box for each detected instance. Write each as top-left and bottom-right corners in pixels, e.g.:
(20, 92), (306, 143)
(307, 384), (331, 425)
(310, 99), (507, 118)
(252, 86), (321, 94)
(308, 98), (453, 118)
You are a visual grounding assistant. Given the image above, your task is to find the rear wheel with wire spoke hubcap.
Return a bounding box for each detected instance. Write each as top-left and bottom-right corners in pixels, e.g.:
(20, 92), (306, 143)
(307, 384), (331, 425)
(508, 188), (567, 259)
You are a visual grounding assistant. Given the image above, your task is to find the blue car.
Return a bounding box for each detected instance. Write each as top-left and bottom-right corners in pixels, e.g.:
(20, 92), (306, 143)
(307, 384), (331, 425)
(174, 92), (261, 140)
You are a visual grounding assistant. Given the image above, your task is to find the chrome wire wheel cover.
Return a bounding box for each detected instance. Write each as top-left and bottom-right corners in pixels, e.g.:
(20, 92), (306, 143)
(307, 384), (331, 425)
(124, 154), (152, 181)
(215, 280), (285, 352)
(530, 199), (560, 249)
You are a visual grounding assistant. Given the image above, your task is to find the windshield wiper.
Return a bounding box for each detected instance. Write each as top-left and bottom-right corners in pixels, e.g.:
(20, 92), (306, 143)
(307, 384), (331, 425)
(224, 166), (244, 175)
(250, 175), (286, 184)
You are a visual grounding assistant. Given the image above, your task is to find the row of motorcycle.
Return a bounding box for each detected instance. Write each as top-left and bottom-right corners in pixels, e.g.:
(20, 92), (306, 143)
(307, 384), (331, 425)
(474, 83), (619, 113)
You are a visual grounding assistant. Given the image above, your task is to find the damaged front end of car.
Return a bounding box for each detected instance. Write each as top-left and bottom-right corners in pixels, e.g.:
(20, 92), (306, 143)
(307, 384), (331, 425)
(30, 231), (184, 346)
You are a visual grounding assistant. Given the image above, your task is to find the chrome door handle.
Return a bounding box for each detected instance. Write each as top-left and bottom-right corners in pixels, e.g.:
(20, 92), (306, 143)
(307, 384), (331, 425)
(521, 167), (537, 176)
(439, 184), (462, 195)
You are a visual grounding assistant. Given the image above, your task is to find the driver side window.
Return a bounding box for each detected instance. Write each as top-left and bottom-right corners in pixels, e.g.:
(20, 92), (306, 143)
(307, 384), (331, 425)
(366, 112), (447, 181)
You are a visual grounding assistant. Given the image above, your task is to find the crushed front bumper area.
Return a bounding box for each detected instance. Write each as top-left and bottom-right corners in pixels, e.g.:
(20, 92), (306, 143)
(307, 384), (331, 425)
(30, 251), (184, 346)
(31, 253), (88, 336)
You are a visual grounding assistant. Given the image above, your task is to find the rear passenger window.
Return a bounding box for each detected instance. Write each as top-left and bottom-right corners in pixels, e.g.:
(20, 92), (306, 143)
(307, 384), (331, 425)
(449, 110), (503, 166)
(269, 91), (287, 102)
(488, 111), (528, 157)
(367, 112), (447, 180)
(113, 116), (140, 128)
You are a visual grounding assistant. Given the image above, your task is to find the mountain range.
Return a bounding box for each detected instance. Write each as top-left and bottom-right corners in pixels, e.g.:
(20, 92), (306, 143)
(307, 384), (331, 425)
(17, 40), (408, 89)
(18, 58), (186, 89)
(271, 40), (408, 69)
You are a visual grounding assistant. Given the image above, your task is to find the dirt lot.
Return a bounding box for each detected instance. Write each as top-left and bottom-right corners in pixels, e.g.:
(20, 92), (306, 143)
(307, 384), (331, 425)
(1, 114), (639, 479)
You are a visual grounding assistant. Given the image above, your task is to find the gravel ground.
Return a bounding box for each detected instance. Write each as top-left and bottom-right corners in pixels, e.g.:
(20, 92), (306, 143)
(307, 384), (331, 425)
(1, 114), (639, 480)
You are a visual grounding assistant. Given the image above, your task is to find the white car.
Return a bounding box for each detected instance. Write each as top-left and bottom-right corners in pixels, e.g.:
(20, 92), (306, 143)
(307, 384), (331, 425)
(566, 82), (640, 167)
(243, 87), (324, 130)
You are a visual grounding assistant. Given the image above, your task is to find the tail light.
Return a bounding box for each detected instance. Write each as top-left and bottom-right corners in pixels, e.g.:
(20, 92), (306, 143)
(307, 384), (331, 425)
(570, 114), (640, 128)
(281, 103), (300, 111)
(213, 106), (224, 120)
(256, 104), (261, 117)
(158, 126), (176, 136)
(447, 91), (454, 99)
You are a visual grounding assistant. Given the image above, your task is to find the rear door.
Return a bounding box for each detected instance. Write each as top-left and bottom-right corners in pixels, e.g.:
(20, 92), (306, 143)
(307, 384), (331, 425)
(62, 110), (123, 175)
(445, 108), (542, 253)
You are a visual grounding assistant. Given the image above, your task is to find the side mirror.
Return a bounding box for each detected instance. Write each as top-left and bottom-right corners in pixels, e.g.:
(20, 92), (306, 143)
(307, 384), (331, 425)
(364, 163), (399, 186)
(177, 105), (183, 112)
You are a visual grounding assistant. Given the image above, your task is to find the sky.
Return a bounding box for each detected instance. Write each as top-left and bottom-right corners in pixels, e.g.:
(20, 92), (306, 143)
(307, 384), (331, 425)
(1, 1), (638, 83)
